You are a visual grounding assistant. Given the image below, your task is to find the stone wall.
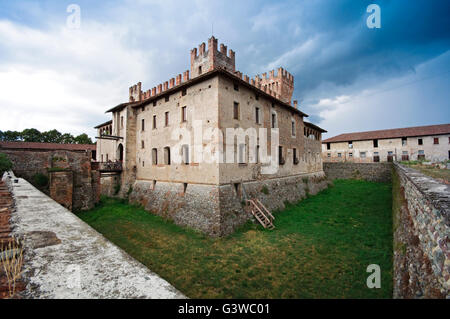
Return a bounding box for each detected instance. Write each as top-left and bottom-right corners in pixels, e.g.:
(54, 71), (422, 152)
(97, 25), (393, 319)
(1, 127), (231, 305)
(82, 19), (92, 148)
(100, 173), (121, 197)
(323, 162), (392, 183)
(393, 163), (449, 298)
(129, 171), (328, 237)
(49, 171), (73, 210)
(1, 149), (99, 211)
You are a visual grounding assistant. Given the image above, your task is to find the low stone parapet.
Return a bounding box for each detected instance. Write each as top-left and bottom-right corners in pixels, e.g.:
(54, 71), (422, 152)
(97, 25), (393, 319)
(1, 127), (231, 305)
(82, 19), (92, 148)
(2, 171), (185, 299)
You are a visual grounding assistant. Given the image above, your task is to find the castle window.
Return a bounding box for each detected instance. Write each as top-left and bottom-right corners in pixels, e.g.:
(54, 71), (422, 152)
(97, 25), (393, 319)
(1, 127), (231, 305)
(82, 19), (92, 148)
(165, 112), (169, 127)
(373, 139), (378, 148)
(182, 144), (189, 165)
(255, 107), (260, 124)
(234, 83), (239, 91)
(291, 120), (296, 137)
(278, 146), (284, 165)
(153, 115), (157, 129)
(152, 148), (158, 165)
(238, 144), (246, 164)
(360, 152), (366, 158)
(337, 153), (342, 158)
(233, 102), (239, 120)
(164, 147), (171, 165)
(165, 96), (169, 102)
(120, 116), (124, 129)
(106, 154), (109, 161)
(198, 66), (202, 75)
(153, 100), (157, 107)
(293, 148), (298, 164)
(402, 137), (407, 146)
(141, 140), (144, 149)
(271, 113), (277, 128)
(433, 137), (439, 145)
(141, 119), (145, 131)
(349, 152), (353, 157)
(181, 106), (187, 122)
(348, 141), (353, 149)
(418, 138), (423, 145)
(327, 142), (331, 150)
(327, 153), (331, 158)
(101, 154), (104, 162)
(256, 145), (260, 163)
(182, 89), (186, 96)
(255, 94), (259, 101)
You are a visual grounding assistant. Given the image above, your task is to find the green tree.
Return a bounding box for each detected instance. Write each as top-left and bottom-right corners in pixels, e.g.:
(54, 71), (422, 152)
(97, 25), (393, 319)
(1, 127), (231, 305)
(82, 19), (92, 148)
(42, 129), (63, 143)
(0, 153), (12, 176)
(74, 133), (93, 145)
(1, 130), (21, 141)
(61, 133), (75, 144)
(21, 128), (43, 142)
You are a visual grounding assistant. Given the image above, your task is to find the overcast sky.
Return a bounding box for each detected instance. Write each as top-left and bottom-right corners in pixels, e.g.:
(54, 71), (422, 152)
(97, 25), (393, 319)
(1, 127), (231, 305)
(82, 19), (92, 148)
(0, 0), (449, 139)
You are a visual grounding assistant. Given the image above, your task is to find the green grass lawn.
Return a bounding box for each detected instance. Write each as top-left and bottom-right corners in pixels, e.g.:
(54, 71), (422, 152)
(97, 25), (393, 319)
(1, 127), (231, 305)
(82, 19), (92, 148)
(78, 179), (392, 298)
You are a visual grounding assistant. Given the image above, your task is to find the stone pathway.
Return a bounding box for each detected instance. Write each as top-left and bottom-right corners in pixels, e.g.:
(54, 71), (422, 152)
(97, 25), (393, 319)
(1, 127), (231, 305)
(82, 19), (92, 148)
(2, 172), (185, 299)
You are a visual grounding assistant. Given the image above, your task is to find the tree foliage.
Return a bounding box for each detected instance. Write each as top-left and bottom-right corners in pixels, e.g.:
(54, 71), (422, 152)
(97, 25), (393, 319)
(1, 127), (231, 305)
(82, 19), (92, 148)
(0, 129), (93, 144)
(0, 153), (13, 176)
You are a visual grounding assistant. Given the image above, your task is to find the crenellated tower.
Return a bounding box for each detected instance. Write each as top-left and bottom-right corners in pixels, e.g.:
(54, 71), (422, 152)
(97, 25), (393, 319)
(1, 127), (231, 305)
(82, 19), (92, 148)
(190, 36), (235, 78)
(255, 67), (294, 104)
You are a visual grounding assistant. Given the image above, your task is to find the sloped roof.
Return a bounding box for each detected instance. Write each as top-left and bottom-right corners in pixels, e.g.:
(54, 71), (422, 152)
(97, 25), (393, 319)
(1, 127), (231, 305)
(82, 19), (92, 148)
(128, 68), (309, 118)
(0, 141), (96, 151)
(94, 120), (112, 129)
(304, 121), (327, 133)
(322, 123), (450, 143)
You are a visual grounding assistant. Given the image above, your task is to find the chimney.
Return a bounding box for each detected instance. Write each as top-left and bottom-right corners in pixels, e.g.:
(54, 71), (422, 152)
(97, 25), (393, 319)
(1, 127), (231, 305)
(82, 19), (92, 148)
(293, 100), (298, 109)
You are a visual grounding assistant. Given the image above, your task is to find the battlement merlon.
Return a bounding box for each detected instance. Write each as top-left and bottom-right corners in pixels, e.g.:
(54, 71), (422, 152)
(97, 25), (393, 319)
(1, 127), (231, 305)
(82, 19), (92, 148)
(190, 36), (236, 78)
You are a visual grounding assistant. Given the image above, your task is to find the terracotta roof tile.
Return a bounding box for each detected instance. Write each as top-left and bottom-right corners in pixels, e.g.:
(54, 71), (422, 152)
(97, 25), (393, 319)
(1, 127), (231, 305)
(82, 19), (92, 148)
(0, 141), (96, 151)
(322, 124), (450, 143)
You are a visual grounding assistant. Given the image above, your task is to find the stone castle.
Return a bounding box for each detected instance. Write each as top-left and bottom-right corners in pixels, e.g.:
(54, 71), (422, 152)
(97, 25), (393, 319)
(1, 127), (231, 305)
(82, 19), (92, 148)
(95, 36), (328, 236)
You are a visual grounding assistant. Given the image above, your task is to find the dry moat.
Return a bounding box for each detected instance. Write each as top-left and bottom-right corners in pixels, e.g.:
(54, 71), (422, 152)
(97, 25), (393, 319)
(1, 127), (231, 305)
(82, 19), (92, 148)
(78, 179), (393, 299)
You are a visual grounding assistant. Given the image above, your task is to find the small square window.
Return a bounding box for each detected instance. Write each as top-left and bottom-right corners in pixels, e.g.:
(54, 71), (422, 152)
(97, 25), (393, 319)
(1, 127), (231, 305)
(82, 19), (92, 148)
(433, 137), (439, 145)
(337, 153), (342, 158)
(234, 83), (239, 91)
(327, 153), (331, 158)
(153, 100), (157, 107)
(418, 138), (423, 145)
(360, 152), (366, 158)
(165, 96), (169, 102)
(182, 89), (186, 96)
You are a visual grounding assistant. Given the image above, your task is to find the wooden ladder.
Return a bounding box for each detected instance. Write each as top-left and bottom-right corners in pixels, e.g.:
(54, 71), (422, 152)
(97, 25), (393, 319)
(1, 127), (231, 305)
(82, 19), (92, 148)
(246, 199), (275, 230)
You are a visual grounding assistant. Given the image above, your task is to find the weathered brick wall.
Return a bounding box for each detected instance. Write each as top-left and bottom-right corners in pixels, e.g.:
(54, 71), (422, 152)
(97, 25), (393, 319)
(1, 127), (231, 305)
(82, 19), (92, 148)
(129, 172), (329, 237)
(1, 149), (98, 211)
(323, 162), (392, 182)
(100, 173), (121, 197)
(393, 163), (449, 298)
(49, 171), (73, 210)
